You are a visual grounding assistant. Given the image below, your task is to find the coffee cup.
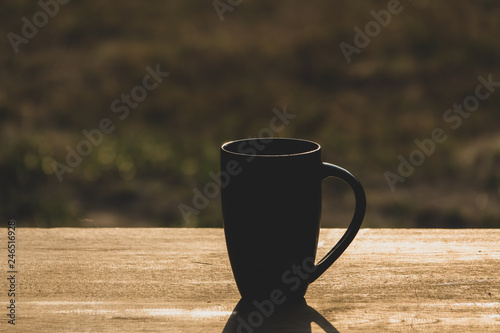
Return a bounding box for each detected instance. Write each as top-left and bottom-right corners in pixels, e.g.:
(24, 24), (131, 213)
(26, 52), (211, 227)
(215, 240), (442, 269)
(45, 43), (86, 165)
(221, 138), (366, 300)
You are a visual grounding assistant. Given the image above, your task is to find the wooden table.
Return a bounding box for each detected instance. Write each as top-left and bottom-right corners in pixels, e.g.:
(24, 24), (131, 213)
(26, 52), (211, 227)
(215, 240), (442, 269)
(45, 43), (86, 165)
(4, 228), (500, 332)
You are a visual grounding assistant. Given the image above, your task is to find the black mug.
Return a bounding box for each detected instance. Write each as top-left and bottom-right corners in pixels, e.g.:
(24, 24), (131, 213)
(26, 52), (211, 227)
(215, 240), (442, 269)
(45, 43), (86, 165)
(221, 138), (366, 301)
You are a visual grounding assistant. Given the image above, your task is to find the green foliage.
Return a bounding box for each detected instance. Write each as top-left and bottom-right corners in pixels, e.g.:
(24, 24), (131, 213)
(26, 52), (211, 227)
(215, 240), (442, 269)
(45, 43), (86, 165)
(1, 1), (500, 227)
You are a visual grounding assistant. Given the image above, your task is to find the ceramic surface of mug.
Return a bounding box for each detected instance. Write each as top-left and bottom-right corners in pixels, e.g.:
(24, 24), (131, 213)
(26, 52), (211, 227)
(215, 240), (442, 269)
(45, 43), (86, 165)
(221, 138), (366, 301)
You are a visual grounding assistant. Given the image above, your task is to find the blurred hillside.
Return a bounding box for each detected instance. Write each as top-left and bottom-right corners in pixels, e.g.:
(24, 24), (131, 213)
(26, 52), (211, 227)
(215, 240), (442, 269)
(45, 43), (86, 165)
(1, 0), (500, 228)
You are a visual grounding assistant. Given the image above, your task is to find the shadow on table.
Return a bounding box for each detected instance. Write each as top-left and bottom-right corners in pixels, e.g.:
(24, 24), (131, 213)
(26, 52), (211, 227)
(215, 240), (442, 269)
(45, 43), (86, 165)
(222, 297), (339, 333)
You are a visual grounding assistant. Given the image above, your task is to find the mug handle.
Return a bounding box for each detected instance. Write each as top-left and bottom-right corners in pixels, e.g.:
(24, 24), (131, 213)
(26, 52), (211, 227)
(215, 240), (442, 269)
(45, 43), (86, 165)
(309, 162), (366, 283)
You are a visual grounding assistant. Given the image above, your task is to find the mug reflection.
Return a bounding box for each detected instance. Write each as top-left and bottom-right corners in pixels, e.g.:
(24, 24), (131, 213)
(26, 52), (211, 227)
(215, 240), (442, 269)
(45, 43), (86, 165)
(222, 297), (339, 333)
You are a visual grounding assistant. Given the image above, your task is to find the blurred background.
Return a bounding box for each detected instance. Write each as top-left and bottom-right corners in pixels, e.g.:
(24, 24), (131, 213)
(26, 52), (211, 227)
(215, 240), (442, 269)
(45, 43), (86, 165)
(1, 0), (500, 228)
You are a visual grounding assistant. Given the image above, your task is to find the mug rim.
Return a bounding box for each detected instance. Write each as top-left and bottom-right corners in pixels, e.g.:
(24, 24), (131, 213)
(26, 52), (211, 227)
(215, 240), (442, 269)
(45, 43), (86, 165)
(221, 137), (321, 157)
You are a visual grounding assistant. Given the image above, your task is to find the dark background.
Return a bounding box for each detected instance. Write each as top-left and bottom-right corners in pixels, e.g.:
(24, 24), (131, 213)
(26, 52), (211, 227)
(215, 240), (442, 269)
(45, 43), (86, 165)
(1, 0), (500, 228)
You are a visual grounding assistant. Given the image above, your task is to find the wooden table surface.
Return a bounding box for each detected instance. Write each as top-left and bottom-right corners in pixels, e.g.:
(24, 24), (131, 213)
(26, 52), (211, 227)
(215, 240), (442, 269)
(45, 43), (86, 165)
(3, 228), (500, 332)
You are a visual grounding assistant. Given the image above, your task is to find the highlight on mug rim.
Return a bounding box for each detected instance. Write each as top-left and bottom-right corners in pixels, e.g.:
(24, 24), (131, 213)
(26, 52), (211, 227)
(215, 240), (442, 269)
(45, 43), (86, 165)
(221, 137), (321, 157)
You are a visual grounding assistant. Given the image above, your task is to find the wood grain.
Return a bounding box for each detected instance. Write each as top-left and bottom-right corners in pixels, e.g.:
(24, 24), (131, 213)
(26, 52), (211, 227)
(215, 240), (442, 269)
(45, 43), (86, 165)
(3, 228), (499, 332)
